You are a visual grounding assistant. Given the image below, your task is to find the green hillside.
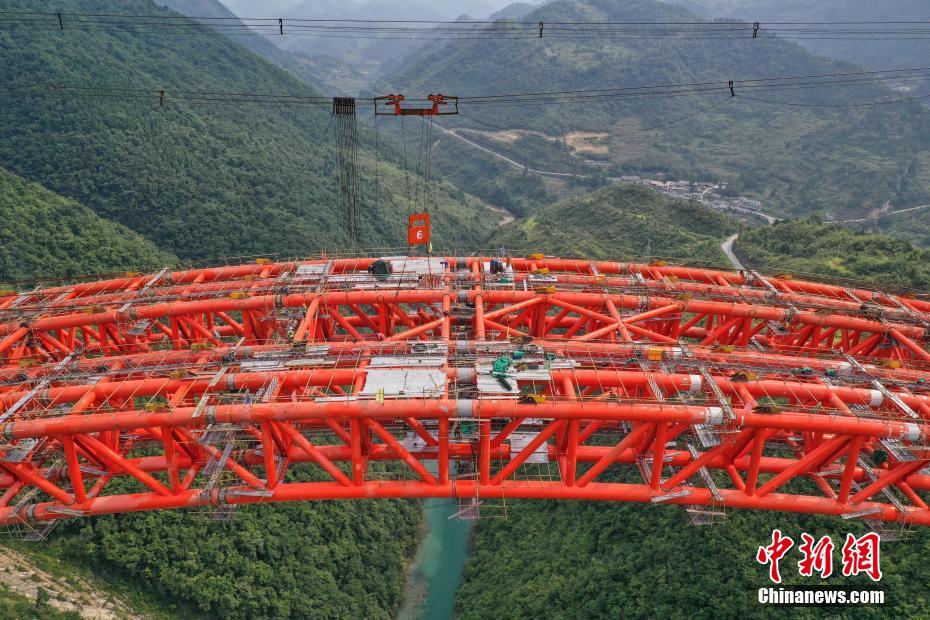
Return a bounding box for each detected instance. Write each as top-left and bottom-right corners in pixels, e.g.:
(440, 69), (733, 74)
(735, 218), (930, 289)
(155, 0), (335, 91)
(0, 0), (496, 261)
(0, 583), (78, 620)
(0, 168), (173, 281)
(25, 487), (420, 619)
(274, 0), (505, 87)
(869, 207), (930, 249)
(491, 184), (736, 264)
(382, 0), (930, 229)
(435, 150), (555, 219)
(455, 498), (930, 619)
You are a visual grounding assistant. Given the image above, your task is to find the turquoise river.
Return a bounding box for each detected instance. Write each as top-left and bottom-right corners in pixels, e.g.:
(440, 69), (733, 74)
(398, 498), (472, 620)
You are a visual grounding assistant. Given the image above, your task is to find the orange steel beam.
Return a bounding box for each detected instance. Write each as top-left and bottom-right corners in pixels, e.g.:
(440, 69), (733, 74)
(374, 94), (458, 116)
(0, 255), (927, 528)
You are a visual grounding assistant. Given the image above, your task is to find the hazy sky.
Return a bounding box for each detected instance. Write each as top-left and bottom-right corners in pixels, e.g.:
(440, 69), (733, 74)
(220, 0), (528, 18)
(220, 1), (296, 15)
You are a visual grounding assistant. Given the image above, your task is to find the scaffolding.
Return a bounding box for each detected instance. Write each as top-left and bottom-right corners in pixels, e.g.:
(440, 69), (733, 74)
(0, 254), (927, 532)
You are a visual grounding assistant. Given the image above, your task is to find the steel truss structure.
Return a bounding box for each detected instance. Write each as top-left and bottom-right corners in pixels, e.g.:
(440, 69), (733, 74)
(0, 255), (929, 530)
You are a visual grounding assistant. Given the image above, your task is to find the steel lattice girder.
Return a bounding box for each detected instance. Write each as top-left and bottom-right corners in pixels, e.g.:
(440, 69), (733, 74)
(0, 256), (927, 527)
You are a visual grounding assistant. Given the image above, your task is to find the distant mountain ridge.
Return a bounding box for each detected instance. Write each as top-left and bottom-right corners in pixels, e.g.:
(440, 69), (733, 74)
(381, 0), (930, 242)
(489, 2), (540, 19)
(156, 0), (330, 89)
(268, 0), (532, 86)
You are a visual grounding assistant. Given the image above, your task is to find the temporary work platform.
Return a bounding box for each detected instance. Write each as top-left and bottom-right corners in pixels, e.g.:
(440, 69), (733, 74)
(0, 255), (928, 530)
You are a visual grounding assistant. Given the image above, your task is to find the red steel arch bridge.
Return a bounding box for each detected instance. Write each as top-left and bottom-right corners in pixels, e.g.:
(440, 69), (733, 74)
(0, 255), (929, 533)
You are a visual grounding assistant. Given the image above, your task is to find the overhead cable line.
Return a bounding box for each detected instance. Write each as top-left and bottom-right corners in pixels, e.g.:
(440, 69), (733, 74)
(6, 11), (930, 42)
(734, 91), (930, 108)
(456, 95), (730, 143)
(5, 9), (930, 25)
(2, 65), (929, 110)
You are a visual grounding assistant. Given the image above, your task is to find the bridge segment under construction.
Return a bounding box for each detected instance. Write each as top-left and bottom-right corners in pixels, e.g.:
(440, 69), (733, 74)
(0, 255), (928, 534)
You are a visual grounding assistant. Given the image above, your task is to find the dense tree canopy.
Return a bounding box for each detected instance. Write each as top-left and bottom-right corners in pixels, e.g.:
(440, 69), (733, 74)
(735, 218), (930, 290)
(490, 184), (736, 264)
(455, 498), (930, 619)
(0, 168), (173, 281)
(41, 493), (421, 619)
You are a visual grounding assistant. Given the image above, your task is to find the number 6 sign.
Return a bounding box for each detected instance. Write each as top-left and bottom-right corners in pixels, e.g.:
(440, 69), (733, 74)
(407, 213), (431, 246)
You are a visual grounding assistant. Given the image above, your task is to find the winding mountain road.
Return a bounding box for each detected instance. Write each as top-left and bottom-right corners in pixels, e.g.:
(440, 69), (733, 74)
(721, 232), (745, 270)
(834, 203), (930, 223)
(434, 122), (782, 224)
(432, 122), (590, 178)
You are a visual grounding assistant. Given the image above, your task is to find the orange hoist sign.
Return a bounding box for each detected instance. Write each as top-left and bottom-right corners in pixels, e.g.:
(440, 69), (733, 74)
(408, 213), (431, 246)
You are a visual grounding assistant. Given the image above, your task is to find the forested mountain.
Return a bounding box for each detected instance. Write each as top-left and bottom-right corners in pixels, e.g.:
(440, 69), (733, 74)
(274, 0), (505, 55)
(735, 218), (930, 289)
(381, 0), (930, 234)
(0, 168), (173, 281)
(23, 485), (421, 619)
(270, 0), (513, 87)
(867, 206), (930, 249)
(220, 0), (294, 12)
(155, 0), (329, 90)
(490, 184), (735, 263)
(455, 498), (930, 619)
(0, 0), (497, 261)
(486, 183), (930, 291)
(489, 2), (538, 20)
